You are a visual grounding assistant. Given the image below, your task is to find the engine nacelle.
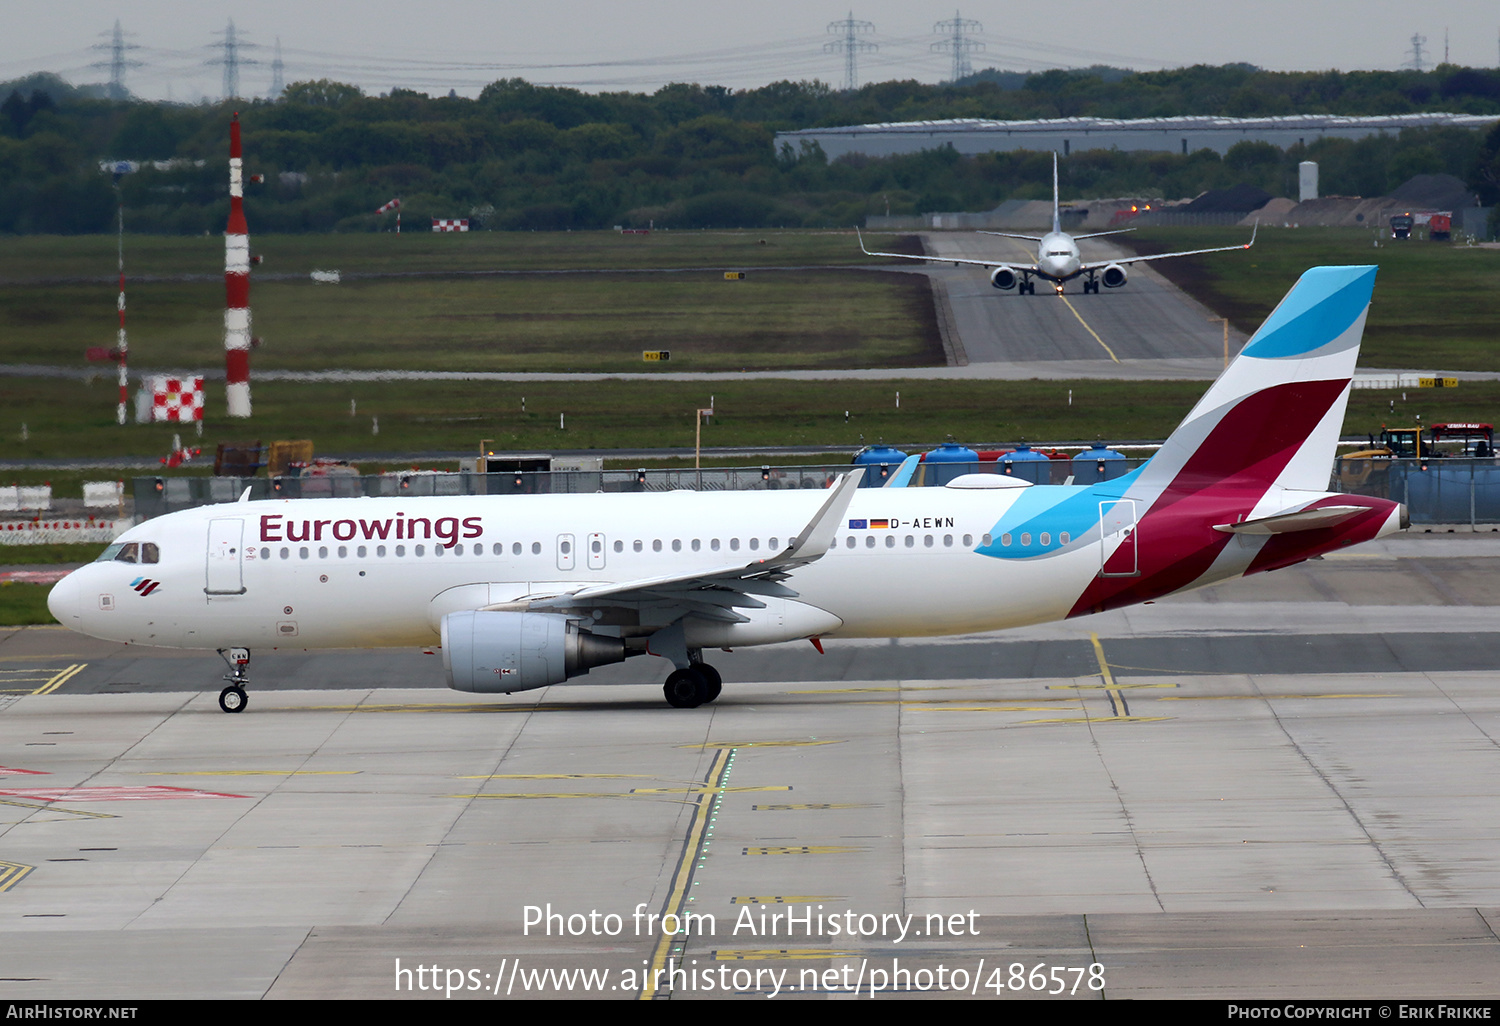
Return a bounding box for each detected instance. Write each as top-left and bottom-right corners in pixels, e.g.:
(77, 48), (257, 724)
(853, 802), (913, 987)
(1101, 264), (1128, 288)
(989, 266), (1018, 290)
(442, 610), (625, 693)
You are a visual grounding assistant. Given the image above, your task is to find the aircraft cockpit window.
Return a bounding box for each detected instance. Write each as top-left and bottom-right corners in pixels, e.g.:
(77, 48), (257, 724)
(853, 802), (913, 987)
(96, 543), (125, 562)
(112, 542), (140, 563)
(140, 543), (160, 563)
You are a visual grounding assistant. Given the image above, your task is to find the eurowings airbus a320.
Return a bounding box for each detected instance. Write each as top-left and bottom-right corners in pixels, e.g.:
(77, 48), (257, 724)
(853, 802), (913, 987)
(858, 152), (1256, 295)
(48, 265), (1403, 712)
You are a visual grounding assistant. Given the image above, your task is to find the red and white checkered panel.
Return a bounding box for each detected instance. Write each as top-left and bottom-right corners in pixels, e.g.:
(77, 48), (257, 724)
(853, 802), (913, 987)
(150, 376), (204, 422)
(431, 219), (469, 232)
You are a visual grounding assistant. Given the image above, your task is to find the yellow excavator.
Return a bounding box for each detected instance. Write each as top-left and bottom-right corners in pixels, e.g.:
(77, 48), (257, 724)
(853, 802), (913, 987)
(1339, 423), (1493, 488)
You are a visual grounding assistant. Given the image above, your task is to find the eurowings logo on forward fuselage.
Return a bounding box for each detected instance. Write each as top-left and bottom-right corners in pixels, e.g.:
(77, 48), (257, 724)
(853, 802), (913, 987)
(130, 577), (161, 596)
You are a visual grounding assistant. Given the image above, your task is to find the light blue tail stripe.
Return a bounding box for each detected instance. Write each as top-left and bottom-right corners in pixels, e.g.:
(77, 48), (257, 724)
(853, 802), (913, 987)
(1239, 266), (1376, 360)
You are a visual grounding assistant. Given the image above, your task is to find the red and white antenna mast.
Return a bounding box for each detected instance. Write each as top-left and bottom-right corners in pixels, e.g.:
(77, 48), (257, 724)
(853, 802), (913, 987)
(225, 112), (252, 417)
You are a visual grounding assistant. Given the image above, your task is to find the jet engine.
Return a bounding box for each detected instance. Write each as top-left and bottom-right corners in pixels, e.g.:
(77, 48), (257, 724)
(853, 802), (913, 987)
(989, 266), (1018, 290)
(442, 610), (626, 693)
(1101, 264), (1128, 288)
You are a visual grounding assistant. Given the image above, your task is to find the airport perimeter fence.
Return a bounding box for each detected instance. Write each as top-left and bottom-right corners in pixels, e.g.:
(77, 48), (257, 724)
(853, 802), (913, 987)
(129, 457), (1500, 526)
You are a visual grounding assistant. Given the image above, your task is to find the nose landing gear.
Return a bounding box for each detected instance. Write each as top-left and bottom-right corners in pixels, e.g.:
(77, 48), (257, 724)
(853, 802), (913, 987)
(217, 647), (250, 713)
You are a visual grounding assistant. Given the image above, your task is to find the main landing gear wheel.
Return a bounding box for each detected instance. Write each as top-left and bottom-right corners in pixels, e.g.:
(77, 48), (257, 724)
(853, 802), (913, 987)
(695, 663), (723, 703)
(664, 668), (707, 708)
(219, 686), (248, 714)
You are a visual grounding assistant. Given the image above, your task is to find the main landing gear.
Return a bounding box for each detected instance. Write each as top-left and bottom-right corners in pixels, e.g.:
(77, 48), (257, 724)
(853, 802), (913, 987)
(662, 663), (723, 709)
(1082, 276), (1100, 294)
(217, 647), (250, 713)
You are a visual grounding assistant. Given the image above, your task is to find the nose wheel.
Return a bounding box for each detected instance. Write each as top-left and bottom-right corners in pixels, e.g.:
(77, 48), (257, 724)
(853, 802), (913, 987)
(216, 647), (251, 714)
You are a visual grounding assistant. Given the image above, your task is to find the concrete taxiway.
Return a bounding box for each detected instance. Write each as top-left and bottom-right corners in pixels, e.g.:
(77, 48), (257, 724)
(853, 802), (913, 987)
(2, 531), (1499, 999)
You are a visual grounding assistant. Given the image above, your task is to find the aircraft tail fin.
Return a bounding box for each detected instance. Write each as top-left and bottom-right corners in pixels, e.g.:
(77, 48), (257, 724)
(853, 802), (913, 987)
(1051, 151), (1060, 234)
(1132, 266), (1376, 500)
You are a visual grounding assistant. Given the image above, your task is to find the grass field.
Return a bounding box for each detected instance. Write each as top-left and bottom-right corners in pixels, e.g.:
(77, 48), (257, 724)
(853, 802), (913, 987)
(0, 227), (1496, 463)
(2, 374), (1497, 463)
(0, 270), (941, 373)
(0, 230), (906, 280)
(1123, 226), (1500, 371)
(0, 582), (54, 625)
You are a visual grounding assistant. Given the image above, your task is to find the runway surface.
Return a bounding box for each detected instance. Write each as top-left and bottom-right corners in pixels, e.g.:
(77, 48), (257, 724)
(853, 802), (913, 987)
(915, 232), (1250, 377)
(2, 531), (1499, 999)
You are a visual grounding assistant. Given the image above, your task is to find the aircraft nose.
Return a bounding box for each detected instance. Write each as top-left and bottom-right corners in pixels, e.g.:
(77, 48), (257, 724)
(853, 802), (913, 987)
(47, 568), (85, 630)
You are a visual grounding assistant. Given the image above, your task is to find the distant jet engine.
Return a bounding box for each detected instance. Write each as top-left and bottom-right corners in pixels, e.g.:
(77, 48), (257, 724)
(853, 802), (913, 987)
(442, 610), (626, 693)
(990, 266), (1018, 290)
(1101, 264), (1129, 288)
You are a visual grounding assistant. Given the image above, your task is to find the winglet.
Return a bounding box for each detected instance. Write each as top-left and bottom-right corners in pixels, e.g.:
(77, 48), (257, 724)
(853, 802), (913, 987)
(238, 486), (252, 503)
(783, 471), (862, 563)
(883, 453), (920, 488)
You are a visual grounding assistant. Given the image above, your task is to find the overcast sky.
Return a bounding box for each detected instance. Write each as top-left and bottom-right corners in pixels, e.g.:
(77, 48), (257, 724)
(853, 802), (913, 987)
(3, 0), (1496, 103)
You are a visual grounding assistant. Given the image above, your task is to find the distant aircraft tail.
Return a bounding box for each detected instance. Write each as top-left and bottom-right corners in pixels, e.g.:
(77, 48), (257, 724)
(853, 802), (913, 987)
(1050, 151), (1060, 234)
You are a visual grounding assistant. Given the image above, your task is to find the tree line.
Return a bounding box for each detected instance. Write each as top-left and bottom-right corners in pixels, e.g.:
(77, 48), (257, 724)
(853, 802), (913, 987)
(2, 63), (1499, 235)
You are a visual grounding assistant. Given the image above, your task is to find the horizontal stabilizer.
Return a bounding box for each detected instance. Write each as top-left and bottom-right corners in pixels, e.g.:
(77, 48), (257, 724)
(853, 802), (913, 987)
(1212, 505), (1371, 535)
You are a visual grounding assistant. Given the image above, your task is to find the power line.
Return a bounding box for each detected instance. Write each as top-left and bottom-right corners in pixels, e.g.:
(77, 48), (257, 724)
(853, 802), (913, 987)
(825, 12), (876, 92)
(207, 20), (259, 100)
(1404, 32), (1427, 72)
(932, 11), (984, 83)
(90, 20), (143, 100)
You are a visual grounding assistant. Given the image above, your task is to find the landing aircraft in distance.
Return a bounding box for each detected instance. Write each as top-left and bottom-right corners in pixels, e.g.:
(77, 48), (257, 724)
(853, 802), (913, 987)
(858, 152), (1256, 295)
(48, 266), (1402, 712)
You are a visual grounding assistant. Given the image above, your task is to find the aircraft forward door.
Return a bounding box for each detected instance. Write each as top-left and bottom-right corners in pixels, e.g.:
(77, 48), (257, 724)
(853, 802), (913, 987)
(586, 533), (606, 570)
(206, 518), (247, 595)
(1098, 499), (1139, 577)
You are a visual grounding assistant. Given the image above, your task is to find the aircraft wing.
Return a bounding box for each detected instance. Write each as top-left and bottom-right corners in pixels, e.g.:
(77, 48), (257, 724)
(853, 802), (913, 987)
(503, 472), (864, 623)
(856, 228), (1032, 271)
(1079, 223), (1256, 272)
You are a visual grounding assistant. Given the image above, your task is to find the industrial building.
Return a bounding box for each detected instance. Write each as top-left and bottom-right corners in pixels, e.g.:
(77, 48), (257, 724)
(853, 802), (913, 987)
(777, 113), (1500, 161)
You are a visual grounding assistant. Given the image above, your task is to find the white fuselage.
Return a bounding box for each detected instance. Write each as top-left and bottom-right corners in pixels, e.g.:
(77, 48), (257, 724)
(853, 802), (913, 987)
(48, 487), (1114, 652)
(1035, 231), (1082, 282)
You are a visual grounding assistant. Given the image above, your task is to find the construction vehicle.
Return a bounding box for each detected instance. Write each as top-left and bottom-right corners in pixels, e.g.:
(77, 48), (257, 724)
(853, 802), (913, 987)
(1344, 424), (1491, 461)
(1339, 423), (1493, 489)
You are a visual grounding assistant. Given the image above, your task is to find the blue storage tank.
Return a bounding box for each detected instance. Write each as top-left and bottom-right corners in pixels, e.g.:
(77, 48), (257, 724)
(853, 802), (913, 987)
(852, 443), (909, 487)
(922, 440), (980, 486)
(995, 444), (1053, 485)
(1071, 442), (1128, 484)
